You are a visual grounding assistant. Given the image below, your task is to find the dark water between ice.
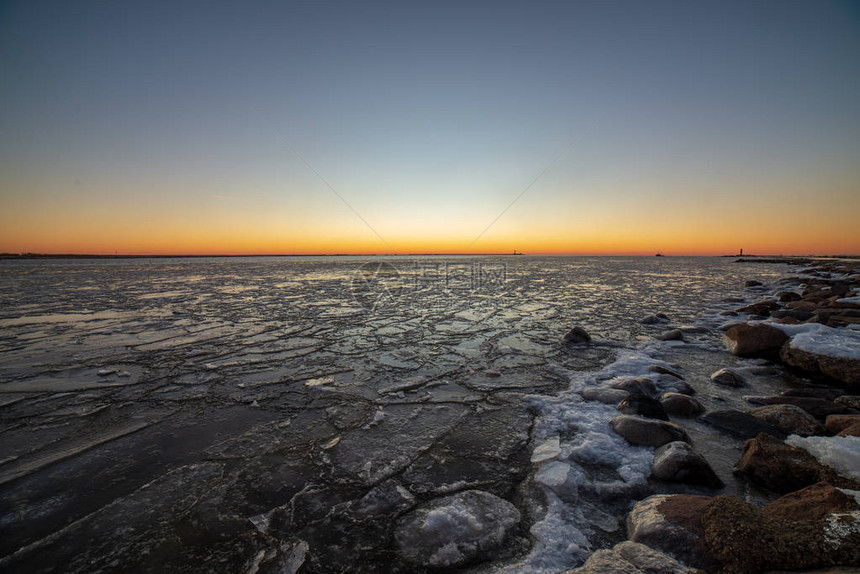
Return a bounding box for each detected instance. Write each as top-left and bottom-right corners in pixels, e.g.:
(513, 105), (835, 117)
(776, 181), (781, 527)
(0, 256), (792, 572)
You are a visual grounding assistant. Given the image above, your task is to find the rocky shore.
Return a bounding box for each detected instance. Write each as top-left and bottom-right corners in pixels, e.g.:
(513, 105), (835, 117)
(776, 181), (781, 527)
(566, 258), (860, 574)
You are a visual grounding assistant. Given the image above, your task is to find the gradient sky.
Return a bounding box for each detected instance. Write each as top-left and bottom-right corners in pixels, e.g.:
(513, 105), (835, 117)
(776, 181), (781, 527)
(1, 0), (859, 255)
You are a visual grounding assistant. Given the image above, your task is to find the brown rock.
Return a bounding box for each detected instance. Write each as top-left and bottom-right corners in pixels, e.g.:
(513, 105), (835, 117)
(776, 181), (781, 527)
(761, 396), (855, 419)
(710, 368), (747, 387)
(723, 323), (789, 357)
(764, 482), (858, 521)
(581, 387), (628, 405)
(825, 414), (860, 435)
(701, 495), (860, 574)
(787, 300), (820, 313)
(610, 415), (690, 447)
(737, 300), (781, 316)
(562, 326), (591, 345)
(626, 494), (718, 571)
(660, 392), (704, 417)
(735, 433), (859, 493)
(748, 404), (825, 437)
(776, 291), (802, 303)
(651, 441), (723, 488)
(780, 331), (860, 390)
(839, 422), (860, 437)
(835, 395), (860, 410)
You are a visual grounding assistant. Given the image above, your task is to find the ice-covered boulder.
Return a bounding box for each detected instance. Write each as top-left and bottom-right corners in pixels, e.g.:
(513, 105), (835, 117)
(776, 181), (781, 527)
(610, 416), (690, 447)
(651, 441), (722, 488)
(608, 377), (657, 397)
(394, 490), (520, 568)
(781, 326), (860, 389)
(735, 433), (860, 493)
(747, 404), (825, 437)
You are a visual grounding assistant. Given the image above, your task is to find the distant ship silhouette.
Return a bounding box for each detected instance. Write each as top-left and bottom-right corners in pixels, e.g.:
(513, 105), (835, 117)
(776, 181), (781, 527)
(655, 253), (664, 257)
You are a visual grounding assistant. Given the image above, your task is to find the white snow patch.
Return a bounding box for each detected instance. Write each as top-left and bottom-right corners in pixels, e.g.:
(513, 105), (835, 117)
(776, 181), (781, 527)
(786, 435), (860, 482)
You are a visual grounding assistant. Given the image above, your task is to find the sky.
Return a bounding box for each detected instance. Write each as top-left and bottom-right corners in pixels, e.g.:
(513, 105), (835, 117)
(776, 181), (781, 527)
(1, 0), (859, 255)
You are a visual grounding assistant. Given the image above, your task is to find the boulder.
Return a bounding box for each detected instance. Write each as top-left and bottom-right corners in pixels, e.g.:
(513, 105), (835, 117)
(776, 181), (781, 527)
(610, 416), (690, 447)
(735, 433), (854, 494)
(701, 495), (860, 574)
(835, 395), (860, 410)
(736, 300), (780, 316)
(781, 328), (860, 390)
(776, 290), (802, 303)
(660, 393), (704, 417)
(825, 414), (860, 435)
(782, 387), (846, 401)
(710, 368), (748, 388)
(839, 422), (860, 437)
(581, 387), (629, 405)
(702, 409), (785, 440)
(394, 490), (520, 568)
(723, 323), (789, 358)
(651, 441), (723, 488)
(657, 329), (684, 341)
(746, 280), (764, 287)
(608, 377), (657, 397)
(747, 404), (825, 437)
(617, 395), (670, 421)
(641, 313), (671, 325)
(763, 482), (858, 521)
(627, 494), (718, 571)
(761, 396), (855, 419)
(569, 541), (697, 574)
(562, 326), (591, 345)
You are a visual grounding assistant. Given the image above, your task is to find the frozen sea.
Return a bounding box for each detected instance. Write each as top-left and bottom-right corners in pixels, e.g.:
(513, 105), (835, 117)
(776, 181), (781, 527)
(0, 255), (796, 572)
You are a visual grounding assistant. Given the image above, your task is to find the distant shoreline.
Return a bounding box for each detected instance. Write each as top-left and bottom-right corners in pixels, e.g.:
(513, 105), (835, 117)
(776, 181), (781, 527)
(2, 253), (858, 261)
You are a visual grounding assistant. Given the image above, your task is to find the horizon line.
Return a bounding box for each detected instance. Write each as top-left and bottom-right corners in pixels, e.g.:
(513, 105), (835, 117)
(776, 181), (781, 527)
(3, 252), (857, 260)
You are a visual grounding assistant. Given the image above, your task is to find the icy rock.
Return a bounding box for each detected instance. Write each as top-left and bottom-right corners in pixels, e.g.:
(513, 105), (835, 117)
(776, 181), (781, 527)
(610, 415), (690, 447)
(736, 433), (860, 494)
(394, 490), (520, 568)
(660, 393), (703, 417)
(651, 441), (722, 488)
(764, 482), (858, 521)
(747, 404), (825, 437)
(786, 435), (860, 483)
(781, 326), (860, 389)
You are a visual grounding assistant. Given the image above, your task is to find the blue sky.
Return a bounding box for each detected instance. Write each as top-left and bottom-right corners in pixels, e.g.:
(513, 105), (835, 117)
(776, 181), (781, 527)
(1, 1), (859, 254)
